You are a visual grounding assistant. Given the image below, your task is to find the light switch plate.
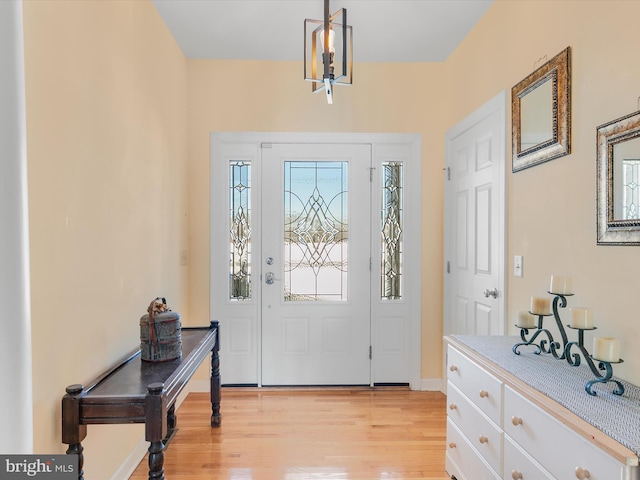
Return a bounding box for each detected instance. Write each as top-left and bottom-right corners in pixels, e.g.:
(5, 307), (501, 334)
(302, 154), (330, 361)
(514, 255), (523, 277)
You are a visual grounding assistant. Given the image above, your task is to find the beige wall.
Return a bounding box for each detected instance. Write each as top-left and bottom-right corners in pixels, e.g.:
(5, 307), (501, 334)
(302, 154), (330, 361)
(23, 0), (188, 477)
(447, 0), (640, 385)
(19, 0), (640, 477)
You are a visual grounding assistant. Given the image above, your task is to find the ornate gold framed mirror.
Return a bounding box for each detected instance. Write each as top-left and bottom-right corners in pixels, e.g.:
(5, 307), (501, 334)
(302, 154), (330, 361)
(512, 47), (571, 172)
(597, 111), (640, 245)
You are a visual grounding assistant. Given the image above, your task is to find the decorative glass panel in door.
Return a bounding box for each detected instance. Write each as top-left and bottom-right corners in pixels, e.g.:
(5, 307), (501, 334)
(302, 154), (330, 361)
(284, 161), (348, 301)
(261, 144), (371, 386)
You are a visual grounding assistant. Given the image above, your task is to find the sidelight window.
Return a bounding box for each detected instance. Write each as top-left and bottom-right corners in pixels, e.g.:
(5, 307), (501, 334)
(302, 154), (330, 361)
(381, 162), (403, 300)
(229, 161), (252, 300)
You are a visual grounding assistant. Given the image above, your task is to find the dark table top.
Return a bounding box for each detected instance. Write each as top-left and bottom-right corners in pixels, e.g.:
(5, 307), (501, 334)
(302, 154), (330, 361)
(81, 325), (217, 402)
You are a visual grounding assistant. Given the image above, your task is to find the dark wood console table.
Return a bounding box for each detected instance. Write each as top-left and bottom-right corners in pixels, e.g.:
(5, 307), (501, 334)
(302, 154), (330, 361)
(62, 321), (220, 480)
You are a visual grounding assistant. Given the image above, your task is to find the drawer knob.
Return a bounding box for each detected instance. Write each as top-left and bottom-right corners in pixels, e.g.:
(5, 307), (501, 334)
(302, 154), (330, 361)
(448, 441), (457, 449)
(511, 471), (523, 480)
(478, 435), (488, 444)
(448, 403), (457, 410)
(449, 365), (458, 372)
(575, 467), (591, 479)
(511, 416), (523, 426)
(479, 389), (489, 398)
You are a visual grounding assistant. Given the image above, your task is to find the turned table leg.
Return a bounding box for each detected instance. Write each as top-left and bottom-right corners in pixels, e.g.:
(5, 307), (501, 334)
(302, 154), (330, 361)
(62, 384), (87, 480)
(145, 383), (166, 480)
(210, 321), (221, 427)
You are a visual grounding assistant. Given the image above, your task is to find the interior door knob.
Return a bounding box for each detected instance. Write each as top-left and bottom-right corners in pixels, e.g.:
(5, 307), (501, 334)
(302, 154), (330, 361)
(483, 288), (498, 299)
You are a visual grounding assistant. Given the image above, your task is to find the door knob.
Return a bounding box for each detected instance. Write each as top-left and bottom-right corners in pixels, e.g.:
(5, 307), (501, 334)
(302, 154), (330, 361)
(483, 288), (498, 299)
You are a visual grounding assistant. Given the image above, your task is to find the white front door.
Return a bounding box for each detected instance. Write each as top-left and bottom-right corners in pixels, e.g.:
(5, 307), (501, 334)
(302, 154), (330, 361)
(260, 143), (372, 385)
(211, 132), (422, 389)
(444, 92), (506, 338)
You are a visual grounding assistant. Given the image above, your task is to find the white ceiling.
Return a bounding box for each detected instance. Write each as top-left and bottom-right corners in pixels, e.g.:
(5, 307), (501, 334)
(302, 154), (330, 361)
(152, 0), (494, 63)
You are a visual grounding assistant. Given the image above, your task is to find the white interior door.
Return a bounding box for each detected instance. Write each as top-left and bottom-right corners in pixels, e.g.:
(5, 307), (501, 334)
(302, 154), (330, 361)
(260, 143), (372, 385)
(444, 92), (506, 338)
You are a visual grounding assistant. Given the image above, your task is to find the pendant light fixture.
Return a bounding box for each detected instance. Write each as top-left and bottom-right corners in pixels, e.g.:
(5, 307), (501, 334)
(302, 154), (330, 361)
(304, 0), (353, 104)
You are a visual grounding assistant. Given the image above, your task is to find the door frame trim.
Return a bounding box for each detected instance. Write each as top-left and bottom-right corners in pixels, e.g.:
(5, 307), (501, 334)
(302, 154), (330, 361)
(210, 132), (422, 389)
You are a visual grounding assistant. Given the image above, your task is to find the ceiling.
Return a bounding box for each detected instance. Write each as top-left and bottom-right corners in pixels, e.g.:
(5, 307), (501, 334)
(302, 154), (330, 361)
(152, 0), (494, 63)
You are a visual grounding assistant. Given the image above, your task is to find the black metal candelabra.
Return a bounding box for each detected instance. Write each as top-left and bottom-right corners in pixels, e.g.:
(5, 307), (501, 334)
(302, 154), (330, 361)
(565, 326), (625, 396)
(512, 292), (624, 396)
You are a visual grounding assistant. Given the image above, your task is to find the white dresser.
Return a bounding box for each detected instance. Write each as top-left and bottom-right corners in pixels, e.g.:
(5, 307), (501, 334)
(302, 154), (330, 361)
(444, 335), (640, 480)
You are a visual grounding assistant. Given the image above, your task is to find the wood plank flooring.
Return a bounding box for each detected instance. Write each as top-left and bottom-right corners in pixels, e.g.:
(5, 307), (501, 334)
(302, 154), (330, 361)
(129, 387), (450, 480)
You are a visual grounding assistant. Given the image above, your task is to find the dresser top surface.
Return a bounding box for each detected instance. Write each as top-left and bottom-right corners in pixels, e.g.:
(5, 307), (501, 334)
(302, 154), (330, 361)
(447, 335), (640, 461)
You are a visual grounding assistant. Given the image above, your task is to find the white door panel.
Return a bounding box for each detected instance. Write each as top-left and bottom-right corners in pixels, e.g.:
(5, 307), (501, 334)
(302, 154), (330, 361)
(445, 91), (506, 339)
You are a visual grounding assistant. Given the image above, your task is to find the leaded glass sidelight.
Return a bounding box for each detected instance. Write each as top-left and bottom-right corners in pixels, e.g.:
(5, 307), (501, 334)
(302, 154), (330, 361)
(229, 161), (251, 300)
(381, 162), (403, 300)
(284, 161), (348, 301)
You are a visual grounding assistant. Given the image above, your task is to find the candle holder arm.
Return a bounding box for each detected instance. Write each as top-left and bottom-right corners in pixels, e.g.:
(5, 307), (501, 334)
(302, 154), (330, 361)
(512, 314), (555, 356)
(585, 359), (625, 396)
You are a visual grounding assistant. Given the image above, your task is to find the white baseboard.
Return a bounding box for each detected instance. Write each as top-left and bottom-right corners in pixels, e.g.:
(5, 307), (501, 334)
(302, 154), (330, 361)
(110, 438), (148, 480)
(189, 379), (445, 393)
(420, 378), (445, 393)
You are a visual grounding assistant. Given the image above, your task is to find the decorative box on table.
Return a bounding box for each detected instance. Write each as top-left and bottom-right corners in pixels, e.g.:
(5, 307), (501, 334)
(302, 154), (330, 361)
(139, 297), (182, 362)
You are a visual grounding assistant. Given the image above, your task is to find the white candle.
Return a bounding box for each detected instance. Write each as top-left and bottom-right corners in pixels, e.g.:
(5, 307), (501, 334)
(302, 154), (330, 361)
(516, 310), (536, 328)
(530, 296), (550, 315)
(549, 275), (573, 295)
(570, 308), (593, 329)
(593, 337), (620, 362)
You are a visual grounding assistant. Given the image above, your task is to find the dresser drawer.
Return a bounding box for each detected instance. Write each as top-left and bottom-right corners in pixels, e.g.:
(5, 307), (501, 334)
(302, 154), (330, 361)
(504, 385), (624, 480)
(504, 435), (554, 480)
(448, 345), (503, 425)
(446, 418), (500, 480)
(448, 381), (502, 475)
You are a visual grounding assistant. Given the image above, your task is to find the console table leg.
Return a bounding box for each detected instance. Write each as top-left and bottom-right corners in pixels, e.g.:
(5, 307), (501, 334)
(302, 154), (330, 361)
(62, 384), (87, 480)
(66, 443), (84, 480)
(147, 440), (165, 480)
(145, 383), (166, 480)
(210, 347), (221, 427)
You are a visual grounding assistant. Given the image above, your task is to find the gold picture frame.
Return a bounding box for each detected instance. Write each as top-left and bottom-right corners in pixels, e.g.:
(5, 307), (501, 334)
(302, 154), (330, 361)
(512, 47), (571, 172)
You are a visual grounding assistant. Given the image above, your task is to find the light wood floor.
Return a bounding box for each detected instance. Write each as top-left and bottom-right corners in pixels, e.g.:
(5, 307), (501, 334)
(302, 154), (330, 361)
(129, 387), (450, 480)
